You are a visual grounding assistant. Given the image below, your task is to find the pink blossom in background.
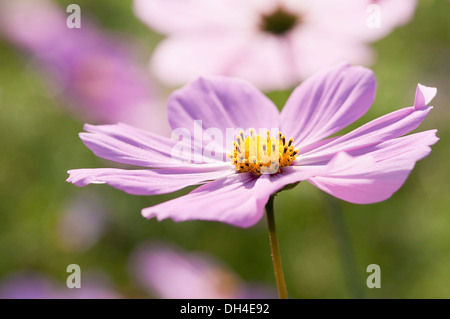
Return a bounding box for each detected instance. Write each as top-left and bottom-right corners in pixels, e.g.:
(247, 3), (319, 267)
(134, 0), (417, 91)
(129, 242), (275, 299)
(56, 194), (107, 252)
(0, 0), (169, 134)
(67, 63), (438, 228)
(0, 271), (121, 299)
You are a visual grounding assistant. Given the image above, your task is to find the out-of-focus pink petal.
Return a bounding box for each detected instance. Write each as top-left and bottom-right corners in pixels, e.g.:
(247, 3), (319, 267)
(79, 123), (228, 168)
(280, 63), (376, 147)
(151, 32), (300, 90)
(304, 0), (417, 42)
(141, 174), (270, 228)
(133, 0), (254, 34)
(66, 167), (235, 196)
(0, 0), (169, 134)
(308, 130), (438, 204)
(150, 34), (246, 88)
(223, 33), (300, 91)
(167, 76), (280, 146)
(134, 0), (416, 91)
(129, 242), (246, 299)
(288, 27), (375, 81)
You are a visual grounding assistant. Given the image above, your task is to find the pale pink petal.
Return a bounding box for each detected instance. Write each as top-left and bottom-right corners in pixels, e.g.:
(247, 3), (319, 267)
(140, 159), (341, 228)
(221, 33), (300, 91)
(307, 130), (438, 204)
(150, 34), (248, 88)
(300, 84), (436, 164)
(141, 174), (270, 228)
(288, 27), (375, 81)
(306, 0), (417, 42)
(79, 123), (228, 168)
(167, 76), (280, 141)
(300, 104), (433, 165)
(151, 32), (302, 91)
(280, 63), (376, 146)
(66, 168), (235, 195)
(135, 0), (416, 91)
(414, 84), (437, 110)
(133, 0), (254, 34)
(297, 136), (341, 155)
(253, 164), (330, 199)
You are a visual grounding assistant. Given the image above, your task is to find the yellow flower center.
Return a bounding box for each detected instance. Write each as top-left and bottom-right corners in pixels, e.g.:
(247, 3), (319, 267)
(228, 130), (299, 175)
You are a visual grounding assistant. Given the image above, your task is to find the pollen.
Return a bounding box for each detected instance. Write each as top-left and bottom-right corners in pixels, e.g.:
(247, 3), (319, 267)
(227, 130), (299, 175)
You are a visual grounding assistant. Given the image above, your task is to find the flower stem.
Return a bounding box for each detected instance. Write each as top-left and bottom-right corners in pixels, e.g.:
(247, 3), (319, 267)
(265, 195), (288, 299)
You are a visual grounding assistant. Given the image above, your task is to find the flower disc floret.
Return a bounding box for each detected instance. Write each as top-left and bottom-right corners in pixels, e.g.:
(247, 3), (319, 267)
(228, 129), (298, 175)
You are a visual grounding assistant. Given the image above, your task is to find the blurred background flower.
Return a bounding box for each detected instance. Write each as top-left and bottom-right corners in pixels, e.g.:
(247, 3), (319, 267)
(0, 271), (121, 299)
(134, 0), (417, 91)
(0, 0), (449, 299)
(129, 242), (275, 299)
(0, 0), (169, 134)
(56, 194), (107, 253)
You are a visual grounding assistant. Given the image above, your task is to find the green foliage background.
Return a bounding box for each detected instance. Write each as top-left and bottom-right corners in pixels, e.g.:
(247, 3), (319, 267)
(0, 0), (448, 298)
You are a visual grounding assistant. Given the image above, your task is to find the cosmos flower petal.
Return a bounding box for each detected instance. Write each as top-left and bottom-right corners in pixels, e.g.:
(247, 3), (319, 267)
(280, 63), (376, 147)
(252, 165), (330, 199)
(133, 0), (248, 35)
(307, 130), (439, 204)
(66, 168), (235, 196)
(223, 33), (301, 91)
(309, 0), (418, 43)
(141, 160), (339, 228)
(167, 76), (280, 136)
(151, 32), (301, 91)
(80, 123), (227, 168)
(141, 174), (270, 228)
(300, 86), (435, 164)
(414, 83), (437, 110)
(150, 34), (247, 89)
(288, 27), (375, 81)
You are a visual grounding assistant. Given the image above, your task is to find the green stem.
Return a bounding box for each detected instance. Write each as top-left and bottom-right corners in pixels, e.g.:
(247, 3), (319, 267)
(265, 195), (288, 299)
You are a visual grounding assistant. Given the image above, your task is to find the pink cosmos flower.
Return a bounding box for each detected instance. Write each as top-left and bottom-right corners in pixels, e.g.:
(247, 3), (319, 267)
(0, 0), (168, 133)
(67, 63), (438, 228)
(129, 242), (275, 299)
(134, 0), (417, 90)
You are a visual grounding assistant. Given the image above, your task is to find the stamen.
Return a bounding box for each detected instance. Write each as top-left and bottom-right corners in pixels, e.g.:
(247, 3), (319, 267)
(228, 130), (299, 175)
(288, 138), (293, 147)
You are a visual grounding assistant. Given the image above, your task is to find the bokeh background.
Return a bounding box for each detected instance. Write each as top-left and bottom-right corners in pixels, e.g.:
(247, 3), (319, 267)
(0, 0), (449, 298)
